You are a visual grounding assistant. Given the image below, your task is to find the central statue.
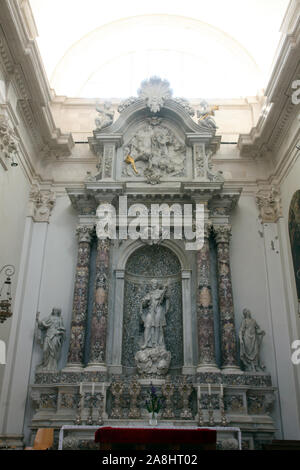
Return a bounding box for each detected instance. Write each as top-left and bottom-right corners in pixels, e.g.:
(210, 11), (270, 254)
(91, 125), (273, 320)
(135, 279), (171, 376)
(140, 280), (169, 349)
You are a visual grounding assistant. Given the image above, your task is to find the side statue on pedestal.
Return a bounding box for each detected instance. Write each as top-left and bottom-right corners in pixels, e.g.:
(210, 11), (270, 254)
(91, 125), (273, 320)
(36, 308), (66, 372)
(135, 280), (171, 376)
(239, 308), (265, 372)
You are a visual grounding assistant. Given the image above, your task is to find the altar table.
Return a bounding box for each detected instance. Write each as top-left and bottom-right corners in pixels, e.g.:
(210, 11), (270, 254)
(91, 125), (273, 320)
(95, 426), (216, 450)
(58, 425), (242, 450)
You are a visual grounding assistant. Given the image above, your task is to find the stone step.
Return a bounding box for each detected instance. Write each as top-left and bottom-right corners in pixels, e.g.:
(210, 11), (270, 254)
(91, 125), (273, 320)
(263, 440), (300, 450)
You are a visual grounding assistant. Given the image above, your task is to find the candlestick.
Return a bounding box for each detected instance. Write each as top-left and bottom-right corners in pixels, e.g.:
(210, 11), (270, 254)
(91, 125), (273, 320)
(208, 394), (215, 426)
(219, 393), (228, 426)
(74, 391), (83, 425)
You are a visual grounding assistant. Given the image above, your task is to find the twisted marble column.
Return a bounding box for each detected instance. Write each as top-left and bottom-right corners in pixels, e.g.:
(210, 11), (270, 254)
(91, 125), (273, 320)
(66, 226), (93, 367)
(214, 225), (238, 369)
(196, 228), (217, 369)
(87, 238), (110, 368)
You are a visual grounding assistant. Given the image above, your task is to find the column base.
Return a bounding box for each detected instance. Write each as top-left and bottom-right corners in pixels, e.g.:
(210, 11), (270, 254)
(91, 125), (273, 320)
(107, 364), (123, 375)
(0, 434), (24, 450)
(85, 363), (107, 372)
(197, 364), (220, 373)
(221, 365), (242, 375)
(62, 363), (84, 372)
(182, 366), (196, 375)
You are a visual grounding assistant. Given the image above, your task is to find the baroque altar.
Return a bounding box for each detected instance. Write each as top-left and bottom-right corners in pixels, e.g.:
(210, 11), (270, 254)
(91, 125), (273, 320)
(29, 78), (276, 450)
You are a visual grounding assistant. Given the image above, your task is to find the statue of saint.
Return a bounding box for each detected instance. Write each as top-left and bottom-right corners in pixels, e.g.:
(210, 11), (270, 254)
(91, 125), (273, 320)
(197, 100), (219, 129)
(36, 308), (66, 371)
(140, 280), (169, 349)
(239, 308), (265, 371)
(95, 102), (114, 130)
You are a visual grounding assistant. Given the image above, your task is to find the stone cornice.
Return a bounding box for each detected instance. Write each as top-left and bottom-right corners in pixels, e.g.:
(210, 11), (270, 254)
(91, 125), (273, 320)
(0, 1), (74, 167)
(238, 1), (300, 169)
(66, 181), (241, 219)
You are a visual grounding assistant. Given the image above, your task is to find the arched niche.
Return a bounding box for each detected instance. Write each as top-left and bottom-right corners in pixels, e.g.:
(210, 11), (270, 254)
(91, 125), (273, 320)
(289, 190), (300, 302)
(121, 244), (183, 372)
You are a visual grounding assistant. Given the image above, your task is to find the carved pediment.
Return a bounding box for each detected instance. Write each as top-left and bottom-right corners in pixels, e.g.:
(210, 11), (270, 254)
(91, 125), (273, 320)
(88, 78), (222, 185)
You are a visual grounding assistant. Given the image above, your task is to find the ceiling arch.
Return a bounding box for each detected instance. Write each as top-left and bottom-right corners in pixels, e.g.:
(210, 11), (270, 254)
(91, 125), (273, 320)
(50, 14), (262, 98)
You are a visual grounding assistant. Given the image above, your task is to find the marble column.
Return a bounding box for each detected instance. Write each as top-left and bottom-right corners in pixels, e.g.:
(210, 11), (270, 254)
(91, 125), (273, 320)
(196, 227), (217, 370)
(87, 238), (110, 369)
(214, 224), (239, 369)
(66, 225), (93, 368)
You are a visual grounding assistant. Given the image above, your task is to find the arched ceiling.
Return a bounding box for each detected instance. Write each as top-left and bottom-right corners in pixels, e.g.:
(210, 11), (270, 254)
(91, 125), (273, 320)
(29, 0), (290, 99)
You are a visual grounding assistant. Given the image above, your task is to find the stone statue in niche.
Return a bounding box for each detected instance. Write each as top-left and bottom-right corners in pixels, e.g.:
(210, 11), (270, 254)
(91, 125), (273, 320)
(140, 280), (169, 349)
(197, 100), (219, 129)
(239, 308), (265, 372)
(36, 308), (66, 371)
(95, 102), (114, 130)
(135, 280), (171, 376)
(123, 121), (186, 182)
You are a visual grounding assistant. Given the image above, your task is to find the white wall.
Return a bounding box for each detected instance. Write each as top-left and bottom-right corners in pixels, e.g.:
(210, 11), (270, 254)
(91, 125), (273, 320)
(30, 194), (78, 373)
(0, 150), (30, 396)
(230, 193), (300, 438)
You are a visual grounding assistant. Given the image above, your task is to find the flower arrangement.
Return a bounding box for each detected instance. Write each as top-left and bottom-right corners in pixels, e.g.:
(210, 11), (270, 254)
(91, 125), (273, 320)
(146, 384), (163, 419)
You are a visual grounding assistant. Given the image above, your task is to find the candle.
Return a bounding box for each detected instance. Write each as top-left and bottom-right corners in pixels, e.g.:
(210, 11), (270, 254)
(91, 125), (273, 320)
(198, 385), (201, 399)
(92, 383), (95, 396)
(208, 384), (211, 396)
(79, 382), (82, 395)
(220, 384), (223, 397)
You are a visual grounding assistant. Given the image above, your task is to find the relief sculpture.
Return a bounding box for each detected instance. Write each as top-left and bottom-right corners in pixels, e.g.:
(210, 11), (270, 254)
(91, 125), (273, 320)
(122, 120), (186, 183)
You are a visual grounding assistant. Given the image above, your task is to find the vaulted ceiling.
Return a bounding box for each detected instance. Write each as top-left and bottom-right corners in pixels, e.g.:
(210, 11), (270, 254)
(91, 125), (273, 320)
(29, 0), (290, 99)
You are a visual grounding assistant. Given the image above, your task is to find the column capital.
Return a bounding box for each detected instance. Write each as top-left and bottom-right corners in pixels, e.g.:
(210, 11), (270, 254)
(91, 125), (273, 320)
(255, 186), (282, 223)
(27, 184), (56, 223)
(191, 220), (212, 240)
(76, 225), (94, 243)
(0, 114), (18, 170)
(213, 224), (232, 243)
(96, 238), (111, 249)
